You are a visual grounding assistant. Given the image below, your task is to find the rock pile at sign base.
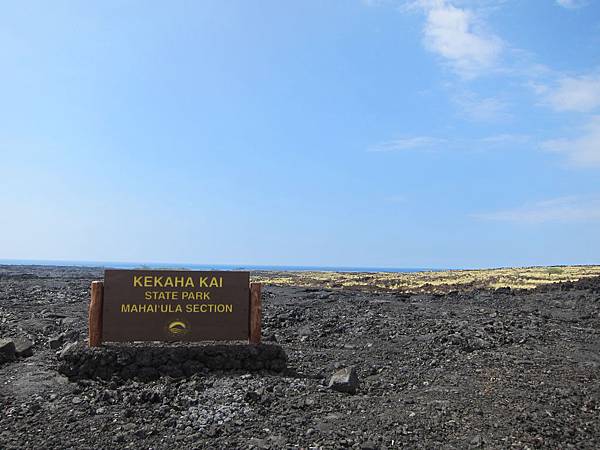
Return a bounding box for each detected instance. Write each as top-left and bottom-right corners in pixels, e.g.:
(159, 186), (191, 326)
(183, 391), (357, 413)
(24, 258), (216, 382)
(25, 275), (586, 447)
(58, 342), (288, 381)
(328, 366), (360, 394)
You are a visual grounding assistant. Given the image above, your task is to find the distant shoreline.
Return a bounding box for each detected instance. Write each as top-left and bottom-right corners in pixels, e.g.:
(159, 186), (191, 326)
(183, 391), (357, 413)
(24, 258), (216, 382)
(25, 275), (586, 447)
(1, 260), (599, 275)
(0, 259), (437, 274)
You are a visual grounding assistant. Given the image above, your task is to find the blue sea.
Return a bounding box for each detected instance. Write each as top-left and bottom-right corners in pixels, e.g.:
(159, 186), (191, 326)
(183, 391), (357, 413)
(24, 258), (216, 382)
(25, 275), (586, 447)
(0, 259), (438, 273)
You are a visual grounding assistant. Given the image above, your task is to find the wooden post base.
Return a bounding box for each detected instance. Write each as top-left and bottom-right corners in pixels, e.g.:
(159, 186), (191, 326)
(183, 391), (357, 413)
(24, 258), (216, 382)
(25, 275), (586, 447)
(89, 281), (104, 347)
(249, 283), (262, 344)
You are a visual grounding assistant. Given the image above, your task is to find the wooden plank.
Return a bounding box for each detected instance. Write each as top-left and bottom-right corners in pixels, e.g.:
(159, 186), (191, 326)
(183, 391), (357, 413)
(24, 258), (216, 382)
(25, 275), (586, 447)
(89, 281), (104, 347)
(249, 282), (262, 344)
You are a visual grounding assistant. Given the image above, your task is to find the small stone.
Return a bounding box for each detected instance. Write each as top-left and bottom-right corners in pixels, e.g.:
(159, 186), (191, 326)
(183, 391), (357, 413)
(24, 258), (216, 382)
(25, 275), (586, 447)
(470, 435), (482, 446)
(245, 390), (262, 403)
(58, 342), (78, 359)
(49, 336), (64, 350)
(328, 366), (360, 394)
(268, 435), (287, 447)
(13, 338), (34, 357)
(248, 438), (268, 449)
(0, 339), (16, 362)
(72, 396), (83, 404)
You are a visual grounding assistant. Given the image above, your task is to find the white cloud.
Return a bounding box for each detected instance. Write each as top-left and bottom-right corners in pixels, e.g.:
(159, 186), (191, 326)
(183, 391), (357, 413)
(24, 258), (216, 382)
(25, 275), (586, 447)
(473, 196), (600, 223)
(369, 133), (532, 154)
(556, 0), (587, 9)
(372, 1), (600, 171)
(543, 74), (600, 112)
(527, 81), (549, 96)
(452, 91), (510, 121)
(367, 136), (446, 152)
(418, 0), (503, 78)
(479, 133), (531, 144)
(541, 115), (600, 167)
(533, 75), (600, 168)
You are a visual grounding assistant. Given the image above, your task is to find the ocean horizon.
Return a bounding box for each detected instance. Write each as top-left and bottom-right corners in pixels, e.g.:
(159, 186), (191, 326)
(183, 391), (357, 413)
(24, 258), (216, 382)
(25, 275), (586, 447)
(0, 259), (439, 274)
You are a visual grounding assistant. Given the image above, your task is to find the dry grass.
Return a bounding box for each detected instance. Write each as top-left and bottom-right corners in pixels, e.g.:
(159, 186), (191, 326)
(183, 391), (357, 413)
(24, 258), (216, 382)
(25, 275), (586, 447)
(251, 265), (600, 294)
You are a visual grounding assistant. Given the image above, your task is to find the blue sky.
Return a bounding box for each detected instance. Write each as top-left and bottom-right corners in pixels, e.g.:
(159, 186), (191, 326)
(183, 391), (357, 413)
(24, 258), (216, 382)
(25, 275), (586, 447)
(1, 0), (599, 269)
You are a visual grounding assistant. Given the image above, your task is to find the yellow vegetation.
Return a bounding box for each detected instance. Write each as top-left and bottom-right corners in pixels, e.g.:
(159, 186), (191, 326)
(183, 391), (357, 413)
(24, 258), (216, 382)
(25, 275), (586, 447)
(251, 265), (600, 294)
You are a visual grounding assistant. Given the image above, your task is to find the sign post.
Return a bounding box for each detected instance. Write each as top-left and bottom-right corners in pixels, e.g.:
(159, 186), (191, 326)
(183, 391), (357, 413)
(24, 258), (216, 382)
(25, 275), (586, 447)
(89, 281), (103, 347)
(88, 270), (261, 346)
(249, 282), (262, 344)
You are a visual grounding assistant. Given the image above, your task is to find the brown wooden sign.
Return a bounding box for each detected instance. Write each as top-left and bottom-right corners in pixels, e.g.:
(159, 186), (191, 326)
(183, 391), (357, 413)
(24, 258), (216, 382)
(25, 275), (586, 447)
(88, 269), (260, 345)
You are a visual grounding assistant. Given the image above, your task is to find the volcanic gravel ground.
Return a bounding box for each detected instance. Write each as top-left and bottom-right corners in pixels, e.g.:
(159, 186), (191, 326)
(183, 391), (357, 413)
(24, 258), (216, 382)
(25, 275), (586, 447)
(1, 265), (600, 449)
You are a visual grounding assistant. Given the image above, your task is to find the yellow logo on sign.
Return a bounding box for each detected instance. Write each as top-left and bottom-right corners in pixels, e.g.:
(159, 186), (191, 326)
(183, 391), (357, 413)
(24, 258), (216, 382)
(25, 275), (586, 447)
(168, 320), (189, 335)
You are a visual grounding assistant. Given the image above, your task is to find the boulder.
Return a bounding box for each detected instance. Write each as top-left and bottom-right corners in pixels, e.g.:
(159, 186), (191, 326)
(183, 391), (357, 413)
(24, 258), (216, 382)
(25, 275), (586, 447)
(328, 366), (360, 394)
